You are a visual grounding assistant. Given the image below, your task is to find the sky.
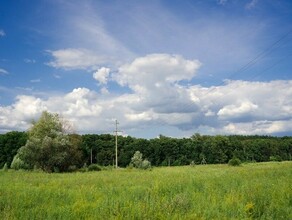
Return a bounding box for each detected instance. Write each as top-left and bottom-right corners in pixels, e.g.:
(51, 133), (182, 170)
(0, 0), (292, 138)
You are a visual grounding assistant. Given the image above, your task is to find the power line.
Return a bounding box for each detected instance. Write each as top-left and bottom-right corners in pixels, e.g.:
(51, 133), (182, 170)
(228, 29), (292, 80)
(154, 29), (292, 133)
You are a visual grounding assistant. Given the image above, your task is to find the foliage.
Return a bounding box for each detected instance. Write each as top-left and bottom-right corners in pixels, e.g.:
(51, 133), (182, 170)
(228, 157), (242, 166)
(81, 134), (292, 167)
(141, 159), (152, 170)
(2, 129), (292, 168)
(0, 131), (28, 168)
(87, 164), (102, 171)
(10, 153), (30, 170)
(2, 163), (8, 171)
(269, 155), (282, 162)
(15, 111), (82, 172)
(131, 151), (143, 168)
(130, 151), (151, 170)
(0, 162), (291, 219)
(190, 161), (195, 167)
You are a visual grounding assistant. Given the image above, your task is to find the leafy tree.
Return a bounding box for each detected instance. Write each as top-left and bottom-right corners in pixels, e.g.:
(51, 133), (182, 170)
(10, 152), (30, 170)
(130, 151), (151, 169)
(15, 111), (82, 172)
(0, 131), (28, 168)
(131, 151), (143, 168)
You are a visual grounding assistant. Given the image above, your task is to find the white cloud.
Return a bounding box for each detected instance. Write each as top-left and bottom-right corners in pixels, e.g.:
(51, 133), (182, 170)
(53, 74), (61, 79)
(93, 67), (110, 84)
(1, 79), (292, 136)
(45, 2), (135, 70)
(0, 30), (5, 37)
(223, 120), (292, 135)
(100, 87), (109, 95)
(1, 52), (292, 136)
(117, 54), (200, 87)
(47, 48), (107, 70)
(115, 54), (201, 114)
(30, 79), (41, 83)
(246, 0), (259, 9)
(24, 59), (36, 63)
(0, 68), (8, 75)
(217, 101), (258, 119)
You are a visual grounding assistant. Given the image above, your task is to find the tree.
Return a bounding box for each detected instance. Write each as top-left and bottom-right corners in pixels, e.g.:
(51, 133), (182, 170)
(131, 151), (143, 168)
(15, 111), (82, 172)
(130, 151), (151, 169)
(0, 131), (28, 168)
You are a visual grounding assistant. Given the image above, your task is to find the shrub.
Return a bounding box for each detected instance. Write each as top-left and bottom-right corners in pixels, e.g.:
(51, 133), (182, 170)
(269, 155), (282, 162)
(68, 165), (78, 172)
(131, 151), (143, 168)
(190, 161), (195, 167)
(130, 151), (151, 170)
(228, 157), (241, 166)
(88, 164), (102, 171)
(141, 159), (151, 170)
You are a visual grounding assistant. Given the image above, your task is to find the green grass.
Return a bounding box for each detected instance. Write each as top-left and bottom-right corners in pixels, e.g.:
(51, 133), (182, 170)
(0, 162), (291, 219)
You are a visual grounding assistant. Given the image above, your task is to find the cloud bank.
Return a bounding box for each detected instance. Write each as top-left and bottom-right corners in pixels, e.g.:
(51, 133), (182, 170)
(1, 54), (291, 137)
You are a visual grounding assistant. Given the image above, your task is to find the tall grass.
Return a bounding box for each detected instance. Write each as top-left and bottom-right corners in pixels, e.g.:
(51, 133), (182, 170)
(0, 162), (291, 219)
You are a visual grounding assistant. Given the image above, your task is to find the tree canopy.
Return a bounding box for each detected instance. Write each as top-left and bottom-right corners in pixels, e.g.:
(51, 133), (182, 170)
(13, 111), (82, 172)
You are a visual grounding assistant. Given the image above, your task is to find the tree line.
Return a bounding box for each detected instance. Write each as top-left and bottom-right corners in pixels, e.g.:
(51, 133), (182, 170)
(2, 132), (291, 170)
(0, 112), (291, 172)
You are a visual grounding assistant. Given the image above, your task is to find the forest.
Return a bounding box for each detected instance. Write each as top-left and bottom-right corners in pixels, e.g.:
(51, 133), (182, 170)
(1, 130), (291, 170)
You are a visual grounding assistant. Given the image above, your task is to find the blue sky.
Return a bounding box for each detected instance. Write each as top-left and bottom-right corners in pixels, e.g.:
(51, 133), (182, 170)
(0, 0), (292, 138)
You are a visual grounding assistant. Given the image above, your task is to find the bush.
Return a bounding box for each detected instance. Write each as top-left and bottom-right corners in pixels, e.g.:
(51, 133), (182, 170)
(141, 159), (151, 170)
(131, 151), (143, 168)
(130, 151), (151, 170)
(190, 161), (195, 167)
(228, 157), (241, 166)
(269, 155), (282, 162)
(88, 164), (102, 171)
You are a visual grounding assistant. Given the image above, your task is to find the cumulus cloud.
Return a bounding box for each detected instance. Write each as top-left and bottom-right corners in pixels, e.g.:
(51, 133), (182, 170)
(217, 101), (258, 119)
(115, 54), (201, 114)
(1, 79), (291, 136)
(47, 48), (107, 70)
(1, 53), (292, 137)
(223, 120), (292, 135)
(93, 67), (110, 84)
(116, 54), (201, 87)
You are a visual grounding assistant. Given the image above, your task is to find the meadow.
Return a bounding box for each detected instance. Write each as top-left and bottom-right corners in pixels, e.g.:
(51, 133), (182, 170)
(0, 162), (291, 220)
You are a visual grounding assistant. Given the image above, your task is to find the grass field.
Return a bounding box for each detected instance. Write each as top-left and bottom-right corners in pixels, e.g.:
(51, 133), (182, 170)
(0, 162), (291, 220)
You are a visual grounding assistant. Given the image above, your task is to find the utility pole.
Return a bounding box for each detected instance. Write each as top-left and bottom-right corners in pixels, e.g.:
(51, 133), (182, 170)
(114, 120), (119, 168)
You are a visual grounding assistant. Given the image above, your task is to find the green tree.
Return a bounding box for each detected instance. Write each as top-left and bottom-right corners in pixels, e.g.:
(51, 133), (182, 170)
(0, 131), (28, 168)
(16, 111), (82, 172)
(130, 151), (151, 169)
(131, 151), (143, 168)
